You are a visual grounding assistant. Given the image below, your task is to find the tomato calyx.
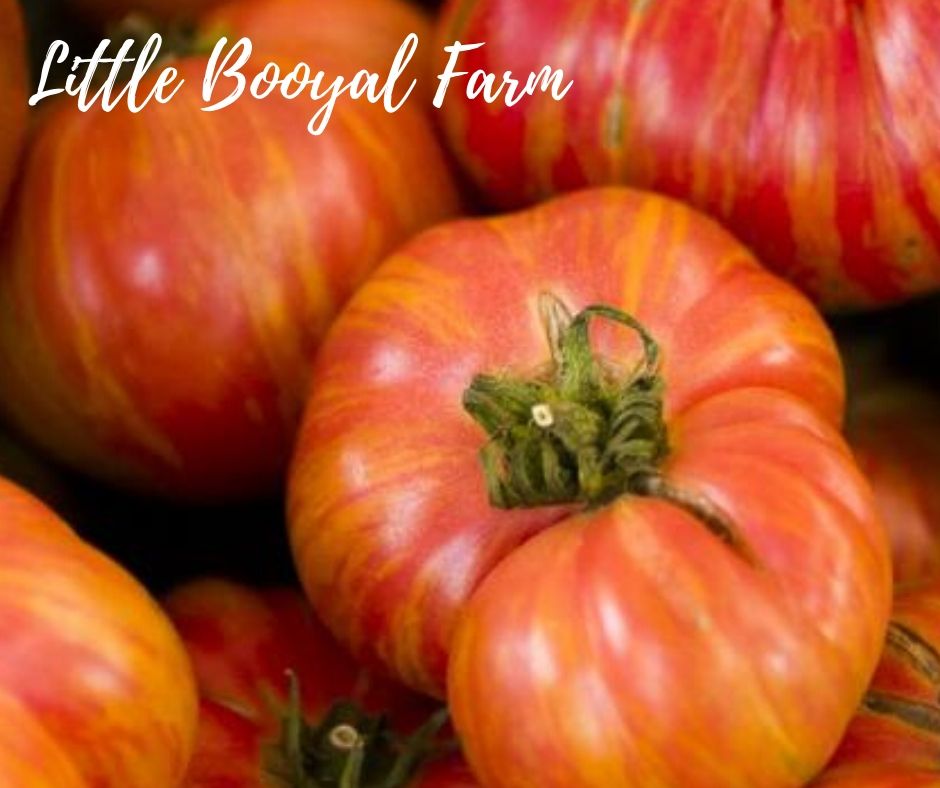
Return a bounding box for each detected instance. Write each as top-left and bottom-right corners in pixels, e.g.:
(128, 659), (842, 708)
(463, 293), (668, 509)
(265, 672), (453, 788)
(464, 294), (759, 563)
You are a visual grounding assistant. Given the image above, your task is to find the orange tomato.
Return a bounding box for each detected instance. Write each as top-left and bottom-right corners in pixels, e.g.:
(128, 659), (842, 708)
(0, 0), (460, 500)
(0, 476), (198, 785)
(289, 189), (891, 786)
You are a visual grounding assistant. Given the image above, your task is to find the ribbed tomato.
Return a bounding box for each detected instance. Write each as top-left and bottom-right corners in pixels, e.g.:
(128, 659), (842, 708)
(0, 0), (26, 211)
(289, 189), (891, 786)
(166, 579), (477, 787)
(848, 383), (940, 585)
(0, 476), (197, 786)
(0, 0), (459, 501)
(434, 0), (940, 310)
(811, 578), (940, 786)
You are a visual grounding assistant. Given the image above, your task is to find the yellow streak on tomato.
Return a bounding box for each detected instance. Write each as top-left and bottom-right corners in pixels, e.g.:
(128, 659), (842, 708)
(48, 111), (183, 471)
(344, 258), (481, 349)
(615, 195), (670, 315)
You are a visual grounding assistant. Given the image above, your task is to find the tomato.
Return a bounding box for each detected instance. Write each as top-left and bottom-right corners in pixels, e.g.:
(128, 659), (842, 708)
(434, 0), (940, 310)
(811, 578), (940, 786)
(847, 383), (940, 585)
(166, 579), (477, 787)
(0, 0), (27, 211)
(288, 189), (891, 786)
(0, 0), (460, 501)
(0, 476), (197, 786)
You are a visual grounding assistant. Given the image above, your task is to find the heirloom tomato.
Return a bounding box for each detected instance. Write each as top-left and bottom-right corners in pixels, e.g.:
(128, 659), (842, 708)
(0, 476), (197, 786)
(0, 0), (459, 501)
(847, 383), (940, 585)
(811, 578), (940, 786)
(0, 0), (26, 211)
(166, 579), (477, 787)
(289, 189), (891, 787)
(435, 0), (940, 310)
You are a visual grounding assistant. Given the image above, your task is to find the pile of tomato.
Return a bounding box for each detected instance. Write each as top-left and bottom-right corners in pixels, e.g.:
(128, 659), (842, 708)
(1, 1), (939, 786)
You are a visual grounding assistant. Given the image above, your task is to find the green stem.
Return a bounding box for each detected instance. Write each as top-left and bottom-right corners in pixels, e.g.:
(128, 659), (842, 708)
(886, 622), (940, 688)
(629, 474), (757, 566)
(864, 691), (940, 735)
(463, 293), (669, 509)
(264, 672), (453, 788)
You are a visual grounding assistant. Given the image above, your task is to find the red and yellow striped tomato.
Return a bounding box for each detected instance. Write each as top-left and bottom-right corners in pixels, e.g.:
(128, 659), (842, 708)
(811, 578), (940, 786)
(434, 0), (940, 310)
(166, 579), (477, 787)
(848, 383), (940, 585)
(0, 0), (460, 501)
(0, 476), (197, 786)
(0, 0), (26, 211)
(289, 189), (891, 786)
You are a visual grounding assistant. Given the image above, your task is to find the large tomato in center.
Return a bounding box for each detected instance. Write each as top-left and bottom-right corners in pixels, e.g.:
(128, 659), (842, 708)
(0, 0), (459, 500)
(0, 0), (27, 211)
(434, 0), (940, 310)
(289, 189), (891, 786)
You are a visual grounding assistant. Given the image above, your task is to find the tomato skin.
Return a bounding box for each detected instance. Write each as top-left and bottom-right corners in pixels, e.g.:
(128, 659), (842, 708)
(434, 0), (940, 310)
(205, 0), (432, 89)
(288, 188), (890, 786)
(165, 579), (474, 786)
(0, 0), (26, 211)
(0, 2), (459, 501)
(811, 579), (940, 786)
(0, 476), (198, 786)
(847, 384), (940, 585)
